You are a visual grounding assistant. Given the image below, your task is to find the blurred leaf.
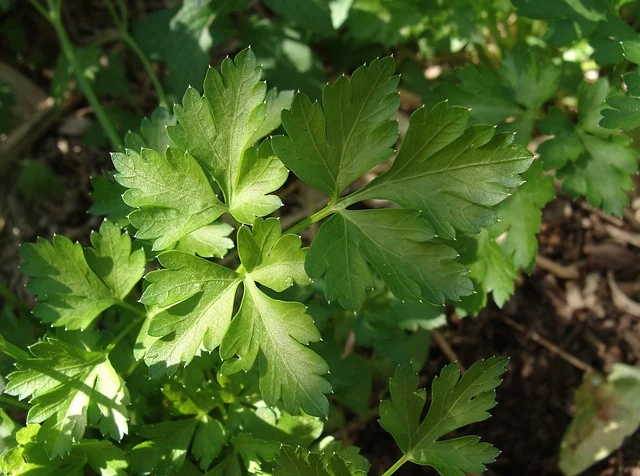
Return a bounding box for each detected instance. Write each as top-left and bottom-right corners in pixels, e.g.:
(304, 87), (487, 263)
(17, 160), (63, 202)
(560, 364), (640, 476)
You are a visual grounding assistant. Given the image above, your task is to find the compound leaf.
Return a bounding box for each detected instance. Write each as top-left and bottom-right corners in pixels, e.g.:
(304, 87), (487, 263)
(140, 251), (242, 377)
(306, 209), (473, 311)
(540, 79), (638, 216)
(272, 56), (399, 197)
(379, 358), (507, 476)
(5, 340), (128, 457)
(220, 278), (331, 417)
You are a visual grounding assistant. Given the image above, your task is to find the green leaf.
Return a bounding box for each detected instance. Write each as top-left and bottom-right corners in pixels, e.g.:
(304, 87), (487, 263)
(176, 221), (234, 258)
(348, 0), (428, 46)
(242, 18), (326, 98)
(459, 229), (518, 309)
(306, 208), (473, 311)
(0, 409), (19, 455)
(560, 364), (640, 476)
(5, 339), (128, 457)
(124, 106), (176, 154)
(490, 160), (556, 271)
(140, 251), (242, 377)
(0, 425), (128, 476)
(231, 433), (280, 472)
(89, 174), (133, 227)
(264, 0), (353, 36)
(220, 278), (331, 417)
(600, 72), (640, 131)
(274, 446), (366, 475)
(512, 0), (606, 22)
(112, 147), (225, 250)
(272, 56), (399, 197)
(379, 358), (507, 476)
(129, 419), (199, 475)
(429, 46), (560, 144)
(19, 229), (140, 329)
(352, 102), (533, 240)
(540, 79), (638, 216)
(192, 416), (227, 471)
(249, 88), (295, 145)
(238, 217), (309, 292)
(167, 48), (288, 223)
(85, 220), (145, 300)
(133, 1), (246, 96)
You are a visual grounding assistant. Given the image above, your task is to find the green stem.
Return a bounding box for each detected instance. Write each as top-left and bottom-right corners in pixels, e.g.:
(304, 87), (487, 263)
(612, 60), (629, 83)
(381, 454), (409, 476)
(0, 283), (30, 315)
(119, 33), (169, 110)
(0, 394), (30, 411)
(105, 314), (145, 354)
(95, 31), (169, 110)
(114, 299), (146, 317)
(102, 0), (123, 30)
(39, 0), (122, 149)
(285, 201), (341, 235)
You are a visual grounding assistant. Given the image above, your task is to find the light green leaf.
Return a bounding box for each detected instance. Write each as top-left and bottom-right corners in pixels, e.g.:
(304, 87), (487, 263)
(192, 416), (227, 471)
(264, 0), (352, 36)
(20, 235), (122, 330)
(4, 340), (128, 457)
(379, 358), (507, 476)
(238, 217), (309, 292)
(272, 56), (399, 197)
(230, 140), (288, 224)
(85, 220), (145, 300)
(600, 72), (640, 131)
(0, 425), (128, 476)
(176, 221), (234, 258)
(352, 102), (533, 240)
(306, 208), (473, 311)
(249, 88), (295, 145)
(560, 364), (640, 476)
(0, 408), (19, 454)
(124, 106), (176, 154)
(113, 147), (225, 250)
(459, 229), (518, 309)
(89, 174), (132, 227)
(274, 446), (366, 475)
(140, 251), (242, 377)
(231, 433), (280, 473)
(490, 160), (556, 271)
(168, 48), (287, 223)
(129, 419), (198, 475)
(220, 278), (331, 417)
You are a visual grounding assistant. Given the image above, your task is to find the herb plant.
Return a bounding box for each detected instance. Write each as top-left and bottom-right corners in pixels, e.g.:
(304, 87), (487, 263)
(2, 0), (640, 474)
